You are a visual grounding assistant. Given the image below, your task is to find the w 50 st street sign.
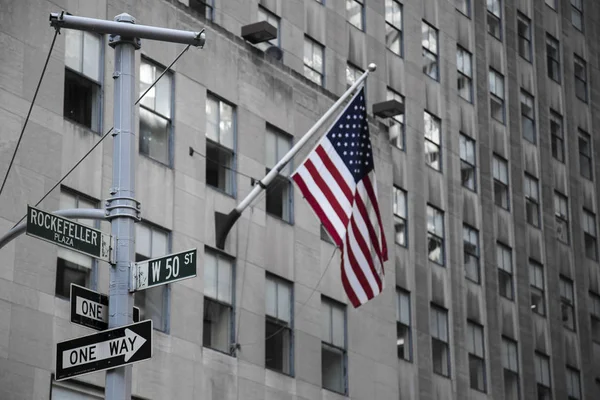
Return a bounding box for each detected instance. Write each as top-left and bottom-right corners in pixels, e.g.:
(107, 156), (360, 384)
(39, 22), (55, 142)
(26, 206), (111, 262)
(131, 248), (197, 292)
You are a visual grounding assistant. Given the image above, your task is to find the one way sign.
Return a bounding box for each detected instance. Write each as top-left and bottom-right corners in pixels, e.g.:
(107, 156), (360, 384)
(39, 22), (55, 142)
(55, 320), (152, 381)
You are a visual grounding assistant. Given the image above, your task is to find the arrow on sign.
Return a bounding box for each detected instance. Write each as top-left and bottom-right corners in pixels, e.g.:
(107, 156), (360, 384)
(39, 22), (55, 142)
(63, 328), (146, 368)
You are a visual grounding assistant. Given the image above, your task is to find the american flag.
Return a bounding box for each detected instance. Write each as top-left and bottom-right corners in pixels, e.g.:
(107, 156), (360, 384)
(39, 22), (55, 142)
(292, 88), (388, 307)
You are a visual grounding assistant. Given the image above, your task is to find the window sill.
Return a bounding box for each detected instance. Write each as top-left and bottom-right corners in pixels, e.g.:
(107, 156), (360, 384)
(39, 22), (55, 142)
(488, 33), (502, 42)
(465, 277), (481, 285)
(456, 9), (471, 19)
(426, 164), (442, 174)
(433, 371), (451, 379)
(548, 77), (561, 85)
(322, 387), (348, 397)
(424, 74), (439, 83)
(203, 344), (236, 358)
(266, 212), (294, 226)
(347, 21), (364, 33)
(387, 47), (403, 59)
(499, 294), (514, 302)
(519, 55), (532, 63)
(462, 185), (477, 193)
(470, 386), (487, 394)
(140, 152), (172, 169)
(395, 242), (407, 248)
(531, 311), (546, 318)
(491, 116), (505, 125)
(265, 366), (294, 378)
(429, 259), (445, 267)
(64, 117), (100, 135)
(206, 184), (236, 199)
(398, 357), (413, 364)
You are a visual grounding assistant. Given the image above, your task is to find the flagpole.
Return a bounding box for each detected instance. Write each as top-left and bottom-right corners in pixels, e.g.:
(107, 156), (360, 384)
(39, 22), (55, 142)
(215, 63), (377, 249)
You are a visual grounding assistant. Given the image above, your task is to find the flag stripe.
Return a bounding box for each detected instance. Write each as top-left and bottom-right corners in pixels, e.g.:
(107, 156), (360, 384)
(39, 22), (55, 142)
(363, 175), (388, 262)
(315, 145), (354, 202)
(348, 217), (381, 294)
(355, 183), (384, 265)
(310, 148), (353, 210)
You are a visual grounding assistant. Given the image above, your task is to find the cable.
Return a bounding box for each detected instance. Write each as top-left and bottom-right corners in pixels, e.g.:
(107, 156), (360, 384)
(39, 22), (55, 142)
(10, 44), (192, 228)
(0, 29), (60, 200)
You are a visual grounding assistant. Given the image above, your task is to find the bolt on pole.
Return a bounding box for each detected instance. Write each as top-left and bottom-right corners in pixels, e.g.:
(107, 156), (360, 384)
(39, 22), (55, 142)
(105, 13), (140, 400)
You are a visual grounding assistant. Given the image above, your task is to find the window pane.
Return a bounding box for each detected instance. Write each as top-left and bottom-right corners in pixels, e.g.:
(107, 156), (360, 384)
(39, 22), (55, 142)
(204, 251), (217, 299)
(321, 302), (331, 342)
(265, 277), (277, 317)
(139, 62), (155, 110)
(217, 257), (232, 304)
(331, 305), (345, 348)
(265, 319), (291, 374)
(205, 97), (219, 142)
(82, 32), (100, 82)
(136, 224), (151, 258)
(219, 102), (234, 150)
(65, 29), (82, 72)
(277, 282), (291, 323)
(155, 71), (171, 118)
(139, 108), (169, 165)
(203, 298), (231, 353)
(265, 130), (277, 169)
(322, 344), (345, 393)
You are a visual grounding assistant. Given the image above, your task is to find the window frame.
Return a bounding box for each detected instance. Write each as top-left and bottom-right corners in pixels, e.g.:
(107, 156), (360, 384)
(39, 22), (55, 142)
(457, 46), (473, 102)
(265, 273), (294, 376)
(265, 125), (294, 223)
(385, 0), (403, 57)
(520, 90), (535, 144)
(493, 154), (509, 210)
(571, 0), (583, 31)
(190, 0), (214, 21)
(502, 337), (520, 400)
(589, 291), (600, 344)
(387, 88), (405, 150)
(489, 69), (505, 124)
(257, 6), (281, 51)
(560, 276), (576, 331)
(574, 54), (587, 102)
(205, 92), (237, 196)
(535, 352), (552, 398)
(497, 242), (514, 300)
(529, 260), (546, 316)
(396, 288), (412, 362)
(346, 62), (364, 90)
(422, 21), (439, 81)
(393, 186), (408, 247)
(139, 57), (173, 166)
(546, 35), (561, 83)
(554, 191), (570, 244)
(456, 0), (471, 17)
(517, 13), (532, 62)
(303, 36), (325, 86)
(524, 174), (540, 228)
(424, 111), (442, 171)
(460, 133), (476, 191)
(467, 321), (486, 392)
(430, 304), (450, 377)
(463, 224), (480, 284)
(321, 296), (348, 395)
(566, 366), (582, 400)
(346, 0), (365, 31)
(550, 110), (564, 162)
(427, 205), (445, 266)
(583, 208), (598, 260)
(487, 0), (502, 40)
(579, 130), (593, 180)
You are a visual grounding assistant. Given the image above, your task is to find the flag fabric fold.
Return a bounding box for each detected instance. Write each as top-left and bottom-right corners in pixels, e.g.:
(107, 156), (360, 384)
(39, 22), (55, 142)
(292, 87), (388, 308)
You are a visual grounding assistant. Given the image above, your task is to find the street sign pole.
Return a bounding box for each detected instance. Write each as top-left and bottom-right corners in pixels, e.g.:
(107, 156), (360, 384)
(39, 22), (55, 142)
(105, 14), (140, 400)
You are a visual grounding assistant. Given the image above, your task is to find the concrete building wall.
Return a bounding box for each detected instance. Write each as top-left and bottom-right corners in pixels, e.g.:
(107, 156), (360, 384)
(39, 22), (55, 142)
(1, 0), (600, 399)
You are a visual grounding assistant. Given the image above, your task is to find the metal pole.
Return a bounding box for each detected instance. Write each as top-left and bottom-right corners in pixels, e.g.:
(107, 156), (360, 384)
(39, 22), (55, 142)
(105, 13), (140, 400)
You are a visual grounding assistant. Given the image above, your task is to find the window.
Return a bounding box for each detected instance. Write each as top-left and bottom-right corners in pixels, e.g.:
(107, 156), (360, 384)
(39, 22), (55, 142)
(457, 0), (470, 17)
(257, 7), (280, 51)
(265, 274), (292, 375)
(430, 305), (450, 377)
(517, 13), (532, 62)
(55, 190), (98, 298)
(346, 0), (364, 30)
(346, 63), (363, 89)
(424, 111), (441, 171)
(583, 209), (598, 260)
(589, 291), (600, 343)
(535, 353), (552, 400)
(427, 205), (445, 265)
(387, 89), (405, 149)
(464, 225), (480, 283)
(560, 276), (576, 331)
(204, 248), (234, 354)
(135, 222), (169, 332)
(206, 94), (236, 195)
(524, 174), (540, 228)
(396, 289), (412, 361)
(63, 29), (102, 131)
(460, 134), (476, 191)
(571, 0), (583, 31)
(520, 91), (535, 143)
(487, 0), (502, 39)
(457, 47), (473, 102)
(265, 126), (293, 222)
(385, 0), (403, 56)
(566, 367), (581, 400)
(550, 111), (564, 162)
(546, 35), (560, 83)
(502, 338), (520, 400)
(489, 69), (505, 123)
(574, 55), (587, 102)
(51, 381), (146, 399)
(467, 322), (486, 392)
(422, 22), (439, 80)
(321, 224), (334, 244)
(304, 36), (324, 86)
(545, 0), (557, 9)
(321, 297), (347, 394)
(393, 186), (407, 246)
(579, 131), (593, 180)
(139, 58), (172, 165)
(190, 0), (214, 21)
(529, 260), (546, 316)
(555, 192), (569, 243)
(497, 243), (514, 300)
(493, 155), (509, 210)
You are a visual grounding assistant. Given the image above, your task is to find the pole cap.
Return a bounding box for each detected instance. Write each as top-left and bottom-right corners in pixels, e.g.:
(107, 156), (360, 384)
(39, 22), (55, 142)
(368, 63), (377, 72)
(114, 13), (136, 24)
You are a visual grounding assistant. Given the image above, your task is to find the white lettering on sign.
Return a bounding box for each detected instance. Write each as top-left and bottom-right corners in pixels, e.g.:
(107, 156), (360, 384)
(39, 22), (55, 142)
(29, 208), (99, 246)
(62, 328), (146, 368)
(152, 261), (160, 281)
(133, 249), (197, 291)
(76, 297), (106, 323)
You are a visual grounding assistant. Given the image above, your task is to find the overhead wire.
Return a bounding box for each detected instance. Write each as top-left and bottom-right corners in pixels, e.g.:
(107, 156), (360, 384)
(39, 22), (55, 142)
(0, 29), (60, 200)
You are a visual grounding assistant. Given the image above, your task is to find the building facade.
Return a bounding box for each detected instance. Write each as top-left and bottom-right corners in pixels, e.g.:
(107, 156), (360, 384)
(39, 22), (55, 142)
(0, 0), (600, 399)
